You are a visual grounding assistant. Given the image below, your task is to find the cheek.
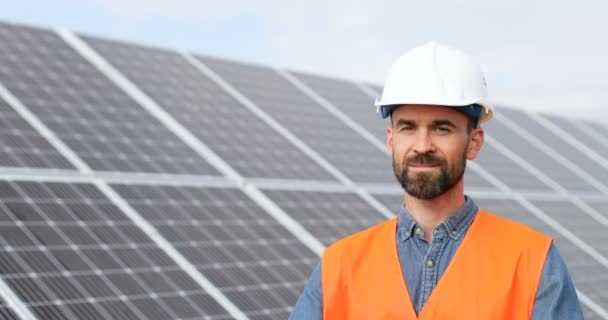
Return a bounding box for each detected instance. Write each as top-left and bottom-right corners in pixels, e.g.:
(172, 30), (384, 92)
(442, 141), (468, 163)
(390, 141), (409, 160)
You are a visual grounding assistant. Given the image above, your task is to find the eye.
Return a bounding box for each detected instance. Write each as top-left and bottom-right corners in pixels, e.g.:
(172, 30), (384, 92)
(400, 125), (415, 133)
(435, 126), (451, 134)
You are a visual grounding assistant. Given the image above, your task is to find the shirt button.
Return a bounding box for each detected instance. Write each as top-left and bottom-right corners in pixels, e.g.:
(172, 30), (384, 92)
(415, 227), (422, 235)
(427, 259), (434, 268)
(451, 230), (457, 237)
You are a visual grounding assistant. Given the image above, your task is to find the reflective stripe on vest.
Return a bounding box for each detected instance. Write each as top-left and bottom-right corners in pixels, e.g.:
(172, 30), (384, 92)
(321, 210), (552, 320)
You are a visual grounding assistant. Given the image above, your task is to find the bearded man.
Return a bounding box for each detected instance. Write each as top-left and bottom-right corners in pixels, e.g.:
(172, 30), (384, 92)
(289, 42), (583, 320)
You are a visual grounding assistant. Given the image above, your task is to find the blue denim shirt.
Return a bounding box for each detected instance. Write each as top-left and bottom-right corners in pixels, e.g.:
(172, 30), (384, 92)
(289, 196), (583, 319)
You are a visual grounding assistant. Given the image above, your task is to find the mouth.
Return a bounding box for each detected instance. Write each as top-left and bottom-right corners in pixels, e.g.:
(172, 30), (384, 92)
(408, 163), (440, 169)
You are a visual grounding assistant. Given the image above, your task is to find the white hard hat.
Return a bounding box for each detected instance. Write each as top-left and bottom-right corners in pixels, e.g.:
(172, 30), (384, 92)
(376, 41), (493, 123)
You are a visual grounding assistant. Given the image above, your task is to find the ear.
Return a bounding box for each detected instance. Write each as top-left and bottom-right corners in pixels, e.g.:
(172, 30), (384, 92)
(387, 125), (394, 156)
(466, 127), (484, 160)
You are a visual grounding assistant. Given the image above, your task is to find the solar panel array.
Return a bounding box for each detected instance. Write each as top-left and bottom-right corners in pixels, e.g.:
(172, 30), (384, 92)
(0, 20), (606, 319)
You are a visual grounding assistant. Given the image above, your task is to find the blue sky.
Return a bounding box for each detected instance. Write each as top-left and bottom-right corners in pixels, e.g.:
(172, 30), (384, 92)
(2, 0), (608, 124)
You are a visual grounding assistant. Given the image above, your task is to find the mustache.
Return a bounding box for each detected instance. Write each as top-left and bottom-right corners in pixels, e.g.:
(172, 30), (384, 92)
(405, 153), (446, 166)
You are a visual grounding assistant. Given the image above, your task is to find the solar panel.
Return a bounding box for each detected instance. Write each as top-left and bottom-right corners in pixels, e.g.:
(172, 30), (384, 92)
(0, 19), (606, 318)
(584, 200), (608, 218)
(0, 23), (219, 175)
(545, 115), (608, 166)
(490, 108), (605, 192)
(290, 71), (388, 141)
(0, 97), (73, 169)
(263, 190), (385, 245)
(0, 180), (232, 320)
(371, 194), (404, 215)
(199, 56), (396, 184)
(587, 120), (608, 138)
(528, 200), (608, 257)
(80, 37), (336, 182)
(474, 143), (553, 191)
(112, 184), (317, 319)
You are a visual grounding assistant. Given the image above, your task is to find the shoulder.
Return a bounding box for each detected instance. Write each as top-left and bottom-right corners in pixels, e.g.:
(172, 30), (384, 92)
(477, 210), (552, 244)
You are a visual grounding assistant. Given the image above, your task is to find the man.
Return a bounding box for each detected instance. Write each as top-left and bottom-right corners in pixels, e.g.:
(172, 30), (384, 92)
(289, 42), (583, 319)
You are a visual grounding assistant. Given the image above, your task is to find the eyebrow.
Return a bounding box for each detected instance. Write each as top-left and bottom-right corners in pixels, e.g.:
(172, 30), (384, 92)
(432, 120), (457, 128)
(394, 119), (415, 127)
(394, 119), (458, 128)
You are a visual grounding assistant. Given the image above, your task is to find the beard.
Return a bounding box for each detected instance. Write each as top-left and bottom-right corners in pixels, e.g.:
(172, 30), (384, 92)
(393, 150), (467, 200)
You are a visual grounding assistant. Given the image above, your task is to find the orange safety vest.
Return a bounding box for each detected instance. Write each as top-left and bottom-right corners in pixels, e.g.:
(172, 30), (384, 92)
(322, 210), (552, 320)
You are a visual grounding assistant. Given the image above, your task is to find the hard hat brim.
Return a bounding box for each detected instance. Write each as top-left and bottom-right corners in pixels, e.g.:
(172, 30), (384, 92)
(378, 101), (494, 124)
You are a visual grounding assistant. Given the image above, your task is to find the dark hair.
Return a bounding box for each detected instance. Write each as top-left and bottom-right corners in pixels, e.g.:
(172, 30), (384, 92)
(389, 113), (479, 133)
(466, 116), (479, 133)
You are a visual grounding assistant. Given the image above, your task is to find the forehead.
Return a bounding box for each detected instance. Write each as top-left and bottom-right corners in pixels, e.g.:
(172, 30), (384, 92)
(391, 104), (469, 123)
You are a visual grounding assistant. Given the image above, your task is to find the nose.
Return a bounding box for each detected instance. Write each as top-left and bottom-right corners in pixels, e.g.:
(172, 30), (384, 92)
(412, 131), (436, 154)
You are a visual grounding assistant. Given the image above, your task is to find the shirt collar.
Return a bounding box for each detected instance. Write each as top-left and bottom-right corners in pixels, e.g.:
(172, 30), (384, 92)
(397, 195), (478, 242)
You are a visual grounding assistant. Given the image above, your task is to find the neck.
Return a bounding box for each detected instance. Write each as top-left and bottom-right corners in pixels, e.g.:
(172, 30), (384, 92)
(404, 180), (465, 241)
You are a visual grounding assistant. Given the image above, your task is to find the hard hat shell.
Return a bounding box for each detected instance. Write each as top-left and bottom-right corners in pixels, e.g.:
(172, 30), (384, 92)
(376, 41), (493, 123)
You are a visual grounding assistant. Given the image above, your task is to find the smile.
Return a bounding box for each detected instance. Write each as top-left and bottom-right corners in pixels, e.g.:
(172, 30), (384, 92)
(408, 164), (440, 169)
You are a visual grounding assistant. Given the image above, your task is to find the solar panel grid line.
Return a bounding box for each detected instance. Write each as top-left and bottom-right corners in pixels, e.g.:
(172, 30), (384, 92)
(3, 168), (606, 203)
(356, 183), (403, 195)
(92, 182), (249, 320)
(494, 112), (608, 194)
(56, 30), (233, 181)
(0, 277), (34, 319)
(528, 112), (608, 172)
(4, 166), (606, 202)
(83, 173), (236, 189)
(248, 178), (351, 193)
(0, 167), (237, 189)
(570, 119), (608, 149)
(514, 191), (607, 202)
(0, 84), (86, 173)
(484, 135), (608, 227)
